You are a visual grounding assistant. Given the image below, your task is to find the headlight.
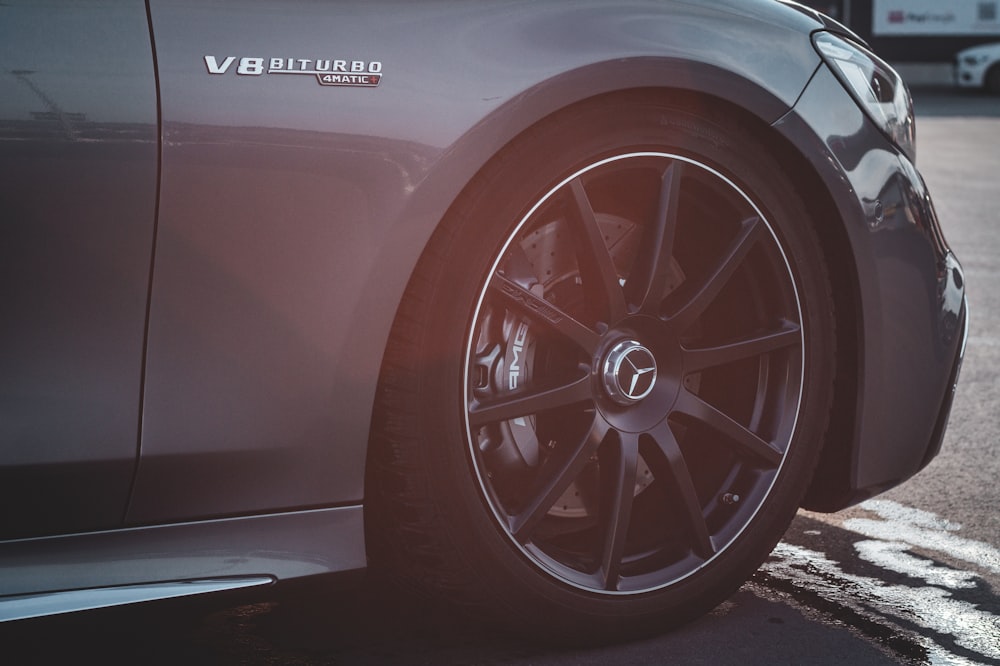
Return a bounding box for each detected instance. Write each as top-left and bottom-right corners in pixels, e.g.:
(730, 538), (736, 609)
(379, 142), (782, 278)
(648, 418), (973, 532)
(813, 32), (916, 162)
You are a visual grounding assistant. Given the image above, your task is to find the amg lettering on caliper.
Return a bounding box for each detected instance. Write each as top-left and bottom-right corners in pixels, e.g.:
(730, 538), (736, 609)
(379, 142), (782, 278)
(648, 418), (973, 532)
(508, 322), (529, 391)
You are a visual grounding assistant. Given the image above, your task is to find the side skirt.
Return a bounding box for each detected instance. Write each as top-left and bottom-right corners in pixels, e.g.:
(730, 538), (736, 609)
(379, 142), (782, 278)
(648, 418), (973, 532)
(0, 505), (364, 622)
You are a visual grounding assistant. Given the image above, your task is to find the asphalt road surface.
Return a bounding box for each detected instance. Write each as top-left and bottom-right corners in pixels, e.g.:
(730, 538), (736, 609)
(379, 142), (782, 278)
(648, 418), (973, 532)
(4, 89), (998, 665)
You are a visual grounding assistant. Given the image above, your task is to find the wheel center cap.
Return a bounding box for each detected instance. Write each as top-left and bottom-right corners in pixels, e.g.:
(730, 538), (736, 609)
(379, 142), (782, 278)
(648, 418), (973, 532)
(602, 340), (657, 405)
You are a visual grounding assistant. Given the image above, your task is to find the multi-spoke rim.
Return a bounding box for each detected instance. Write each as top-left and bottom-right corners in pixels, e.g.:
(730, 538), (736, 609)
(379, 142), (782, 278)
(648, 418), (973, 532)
(463, 153), (804, 595)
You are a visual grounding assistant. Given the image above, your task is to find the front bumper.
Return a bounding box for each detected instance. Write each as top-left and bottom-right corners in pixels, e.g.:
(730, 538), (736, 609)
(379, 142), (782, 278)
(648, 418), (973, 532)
(774, 64), (967, 511)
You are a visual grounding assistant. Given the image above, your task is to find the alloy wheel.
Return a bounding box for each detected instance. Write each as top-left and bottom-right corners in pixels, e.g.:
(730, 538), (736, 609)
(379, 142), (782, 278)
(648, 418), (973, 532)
(464, 152), (805, 594)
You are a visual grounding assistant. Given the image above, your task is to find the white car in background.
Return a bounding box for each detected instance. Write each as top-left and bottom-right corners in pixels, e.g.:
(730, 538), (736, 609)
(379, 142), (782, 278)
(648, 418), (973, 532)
(956, 42), (1000, 93)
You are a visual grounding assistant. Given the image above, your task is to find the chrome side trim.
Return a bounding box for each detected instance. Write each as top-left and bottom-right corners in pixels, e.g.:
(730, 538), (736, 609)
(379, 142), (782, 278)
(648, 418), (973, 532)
(0, 577), (273, 623)
(0, 505), (365, 618)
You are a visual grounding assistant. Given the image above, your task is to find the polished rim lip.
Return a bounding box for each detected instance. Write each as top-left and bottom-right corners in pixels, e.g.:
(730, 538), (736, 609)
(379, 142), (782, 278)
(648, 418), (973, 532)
(462, 151), (806, 596)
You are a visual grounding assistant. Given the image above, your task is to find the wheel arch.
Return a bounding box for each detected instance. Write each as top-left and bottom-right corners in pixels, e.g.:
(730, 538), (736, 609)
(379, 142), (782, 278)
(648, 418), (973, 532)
(360, 67), (800, 436)
(363, 66), (860, 525)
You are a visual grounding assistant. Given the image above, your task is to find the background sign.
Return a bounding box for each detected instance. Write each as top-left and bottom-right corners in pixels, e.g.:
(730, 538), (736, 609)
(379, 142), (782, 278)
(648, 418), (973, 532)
(873, 0), (1000, 35)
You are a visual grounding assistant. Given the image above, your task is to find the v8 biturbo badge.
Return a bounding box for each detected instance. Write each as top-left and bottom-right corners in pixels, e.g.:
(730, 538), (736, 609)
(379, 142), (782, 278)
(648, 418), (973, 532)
(204, 55), (382, 87)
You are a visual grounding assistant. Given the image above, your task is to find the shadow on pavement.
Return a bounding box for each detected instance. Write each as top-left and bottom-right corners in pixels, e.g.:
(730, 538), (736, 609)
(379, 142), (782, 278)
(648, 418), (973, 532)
(1, 568), (905, 665)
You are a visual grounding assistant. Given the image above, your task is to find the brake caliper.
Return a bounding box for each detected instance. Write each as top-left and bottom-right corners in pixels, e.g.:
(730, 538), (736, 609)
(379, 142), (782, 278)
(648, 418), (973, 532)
(499, 315), (540, 467)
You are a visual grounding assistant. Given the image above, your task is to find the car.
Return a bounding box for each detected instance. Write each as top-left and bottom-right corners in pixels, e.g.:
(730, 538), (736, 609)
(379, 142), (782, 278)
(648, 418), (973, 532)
(955, 42), (1000, 93)
(0, 0), (967, 642)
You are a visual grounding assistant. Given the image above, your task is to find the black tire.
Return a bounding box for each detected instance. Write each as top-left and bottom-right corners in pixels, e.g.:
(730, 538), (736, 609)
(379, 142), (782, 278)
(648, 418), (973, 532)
(367, 93), (835, 642)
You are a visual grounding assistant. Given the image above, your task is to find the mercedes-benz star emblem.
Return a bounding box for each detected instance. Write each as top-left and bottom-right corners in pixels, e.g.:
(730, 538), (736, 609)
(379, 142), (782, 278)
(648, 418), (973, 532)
(602, 341), (658, 405)
(620, 348), (657, 399)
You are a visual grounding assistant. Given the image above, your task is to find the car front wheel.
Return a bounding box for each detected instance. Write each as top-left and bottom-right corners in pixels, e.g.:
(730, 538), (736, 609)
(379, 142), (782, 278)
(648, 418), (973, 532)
(368, 94), (836, 641)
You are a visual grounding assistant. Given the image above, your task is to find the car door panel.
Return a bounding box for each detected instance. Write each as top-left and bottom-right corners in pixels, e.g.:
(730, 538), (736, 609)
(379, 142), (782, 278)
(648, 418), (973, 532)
(0, 1), (158, 537)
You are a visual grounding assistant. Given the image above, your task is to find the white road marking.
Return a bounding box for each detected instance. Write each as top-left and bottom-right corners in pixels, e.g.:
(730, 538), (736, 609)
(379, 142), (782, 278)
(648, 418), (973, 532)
(845, 500), (1000, 576)
(854, 540), (979, 590)
(761, 500), (1000, 664)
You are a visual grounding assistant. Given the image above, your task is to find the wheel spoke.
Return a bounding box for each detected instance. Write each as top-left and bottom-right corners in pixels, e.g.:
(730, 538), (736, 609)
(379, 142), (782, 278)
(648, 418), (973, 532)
(625, 161), (683, 315)
(510, 416), (611, 542)
(489, 274), (601, 354)
(565, 178), (627, 324)
(674, 390), (783, 467)
(468, 374), (592, 427)
(598, 432), (639, 590)
(670, 216), (763, 330)
(682, 320), (801, 372)
(646, 422), (715, 560)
